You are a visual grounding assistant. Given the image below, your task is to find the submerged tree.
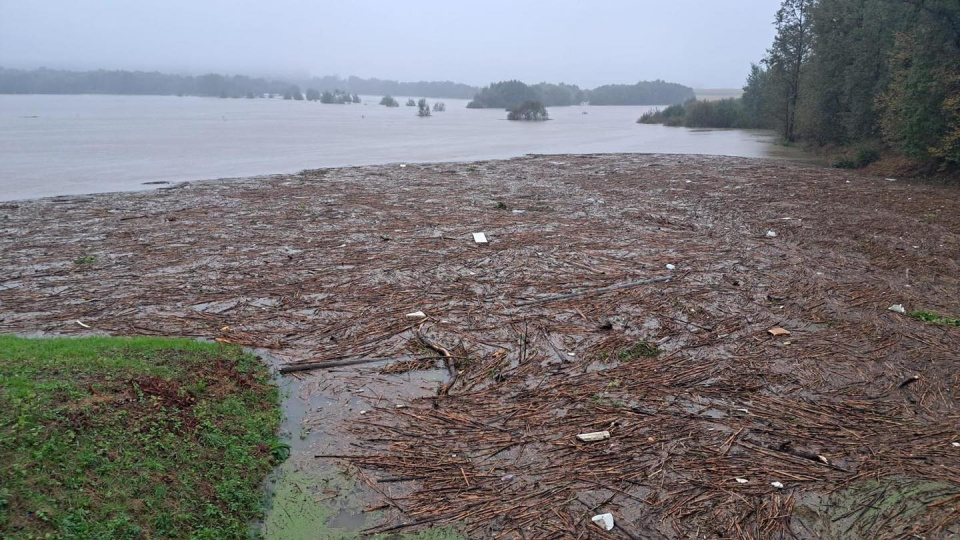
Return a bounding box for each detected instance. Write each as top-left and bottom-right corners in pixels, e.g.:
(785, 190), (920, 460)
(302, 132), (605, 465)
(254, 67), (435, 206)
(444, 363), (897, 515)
(380, 95), (399, 107)
(432, 101), (446, 112)
(305, 88), (321, 101)
(507, 101), (548, 121)
(406, 98), (417, 106)
(417, 98), (431, 117)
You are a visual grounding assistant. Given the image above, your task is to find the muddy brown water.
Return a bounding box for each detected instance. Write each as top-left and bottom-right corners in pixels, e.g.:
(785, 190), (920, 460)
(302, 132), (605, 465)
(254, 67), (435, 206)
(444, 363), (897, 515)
(1, 154), (958, 538)
(0, 94), (814, 201)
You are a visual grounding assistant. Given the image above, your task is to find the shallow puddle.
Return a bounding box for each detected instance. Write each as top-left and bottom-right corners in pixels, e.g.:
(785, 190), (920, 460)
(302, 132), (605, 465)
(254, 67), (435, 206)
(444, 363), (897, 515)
(255, 349), (458, 539)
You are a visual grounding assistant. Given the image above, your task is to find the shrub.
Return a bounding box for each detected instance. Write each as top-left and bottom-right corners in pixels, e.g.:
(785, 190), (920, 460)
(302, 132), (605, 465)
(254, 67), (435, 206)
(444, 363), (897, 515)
(406, 98), (416, 106)
(417, 98), (431, 117)
(380, 95), (399, 107)
(507, 101), (548, 121)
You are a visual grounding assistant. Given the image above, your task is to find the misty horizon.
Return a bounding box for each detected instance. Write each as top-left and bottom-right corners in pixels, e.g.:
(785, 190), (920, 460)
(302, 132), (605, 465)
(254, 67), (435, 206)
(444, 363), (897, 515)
(0, 0), (782, 89)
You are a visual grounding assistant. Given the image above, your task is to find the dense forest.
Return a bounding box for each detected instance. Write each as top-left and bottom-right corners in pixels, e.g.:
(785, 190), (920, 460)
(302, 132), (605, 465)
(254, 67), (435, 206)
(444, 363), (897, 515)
(0, 68), (479, 100)
(467, 80), (694, 109)
(641, 0), (960, 170)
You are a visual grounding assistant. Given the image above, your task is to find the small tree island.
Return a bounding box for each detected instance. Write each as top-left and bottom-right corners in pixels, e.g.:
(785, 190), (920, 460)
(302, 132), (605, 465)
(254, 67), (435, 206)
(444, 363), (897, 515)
(507, 101), (549, 121)
(417, 98), (431, 117)
(405, 98), (416, 106)
(379, 95), (399, 107)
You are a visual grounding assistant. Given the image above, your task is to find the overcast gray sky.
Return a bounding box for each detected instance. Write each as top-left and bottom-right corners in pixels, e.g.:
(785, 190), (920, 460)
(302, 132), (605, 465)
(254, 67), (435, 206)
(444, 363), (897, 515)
(0, 0), (781, 89)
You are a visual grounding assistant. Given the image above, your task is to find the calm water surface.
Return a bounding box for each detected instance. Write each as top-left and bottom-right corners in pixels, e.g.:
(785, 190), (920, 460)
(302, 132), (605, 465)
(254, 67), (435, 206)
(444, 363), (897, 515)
(0, 94), (808, 201)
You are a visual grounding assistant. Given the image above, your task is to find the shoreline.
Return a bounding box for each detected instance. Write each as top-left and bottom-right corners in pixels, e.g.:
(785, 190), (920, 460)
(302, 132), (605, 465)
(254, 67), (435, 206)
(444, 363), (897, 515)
(0, 151), (822, 205)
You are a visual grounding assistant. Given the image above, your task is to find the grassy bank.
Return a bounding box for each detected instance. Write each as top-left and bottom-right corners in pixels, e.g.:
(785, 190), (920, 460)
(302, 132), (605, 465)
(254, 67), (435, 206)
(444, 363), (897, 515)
(0, 336), (284, 539)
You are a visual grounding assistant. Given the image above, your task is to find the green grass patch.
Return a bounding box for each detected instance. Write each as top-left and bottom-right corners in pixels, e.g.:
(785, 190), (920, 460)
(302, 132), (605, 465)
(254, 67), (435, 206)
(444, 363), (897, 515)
(909, 310), (960, 327)
(0, 335), (284, 539)
(617, 340), (661, 361)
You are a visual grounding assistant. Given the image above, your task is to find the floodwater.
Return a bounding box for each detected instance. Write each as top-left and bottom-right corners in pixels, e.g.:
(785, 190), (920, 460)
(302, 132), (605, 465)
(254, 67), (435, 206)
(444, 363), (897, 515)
(0, 94), (808, 201)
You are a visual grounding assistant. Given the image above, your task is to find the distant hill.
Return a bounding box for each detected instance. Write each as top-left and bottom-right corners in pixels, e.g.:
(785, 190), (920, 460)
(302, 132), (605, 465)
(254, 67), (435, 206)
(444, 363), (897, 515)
(0, 67), (479, 100)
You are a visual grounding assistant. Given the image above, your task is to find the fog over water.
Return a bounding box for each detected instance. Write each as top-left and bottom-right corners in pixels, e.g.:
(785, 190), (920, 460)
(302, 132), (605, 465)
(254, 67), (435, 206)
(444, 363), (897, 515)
(0, 0), (781, 89)
(0, 94), (807, 201)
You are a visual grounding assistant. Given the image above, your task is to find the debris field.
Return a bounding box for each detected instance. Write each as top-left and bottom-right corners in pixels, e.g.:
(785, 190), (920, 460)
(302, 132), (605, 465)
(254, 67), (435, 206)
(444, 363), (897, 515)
(1, 154), (958, 538)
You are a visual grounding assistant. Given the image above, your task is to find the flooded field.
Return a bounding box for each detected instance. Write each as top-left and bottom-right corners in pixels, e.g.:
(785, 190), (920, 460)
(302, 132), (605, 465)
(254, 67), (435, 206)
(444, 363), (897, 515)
(1, 154), (958, 538)
(0, 94), (812, 201)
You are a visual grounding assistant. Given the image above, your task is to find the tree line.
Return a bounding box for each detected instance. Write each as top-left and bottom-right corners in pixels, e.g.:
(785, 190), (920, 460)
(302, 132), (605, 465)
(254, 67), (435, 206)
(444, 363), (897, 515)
(466, 80), (695, 109)
(0, 67), (479, 100)
(641, 0), (960, 170)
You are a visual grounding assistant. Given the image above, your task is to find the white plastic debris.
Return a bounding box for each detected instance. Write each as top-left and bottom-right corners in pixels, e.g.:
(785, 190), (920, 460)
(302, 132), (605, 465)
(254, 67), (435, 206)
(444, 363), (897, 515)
(75, 320), (91, 329)
(771, 481), (785, 489)
(577, 431), (610, 442)
(735, 478), (749, 484)
(473, 232), (488, 244)
(405, 311), (427, 319)
(591, 513), (614, 531)
(399, 163), (407, 168)
(501, 474), (515, 482)
(666, 263), (676, 270)
(888, 304), (906, 314)
(765, 230), (778, 238)
(886, 178), (896, 182)
(952, 442), (959, 448)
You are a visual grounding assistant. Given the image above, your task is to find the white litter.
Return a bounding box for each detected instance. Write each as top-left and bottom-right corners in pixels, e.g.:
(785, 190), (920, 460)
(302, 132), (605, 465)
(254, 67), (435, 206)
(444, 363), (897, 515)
(400, 163), (407, 168)
(735, 478), (749, 484)
(473, 232), (488, 244)
(766, 230), (778, 238)
(501, 474), (515, 482)
(75, 320), (91, 329)
(591, 513), (614, 531)
(405, 311), (427, 319)
(577, 431), (610, 442)
(888, 304), (906, 314)
(952, 442), (959, 448)
(886, 178), (896, 182)
(666, 263), (676, 270)
(771, 481), (785, 489)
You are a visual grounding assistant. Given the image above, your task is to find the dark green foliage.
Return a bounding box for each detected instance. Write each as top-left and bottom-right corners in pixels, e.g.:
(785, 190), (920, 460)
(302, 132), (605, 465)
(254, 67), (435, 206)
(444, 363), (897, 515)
(586, 80), (695, 106)
(320, 90), (335, 103)
(417, 98), (431, 117)
(379, 95), (399, 107)
(351, 93), (361, 103)
(507, 101), (549, 121)
(305, 88), (320, 101)
(832, 143), (882, 169)
(406, 98), (417, 106)
(639, 98), (767, 129)
(744, 0), (960, 169)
